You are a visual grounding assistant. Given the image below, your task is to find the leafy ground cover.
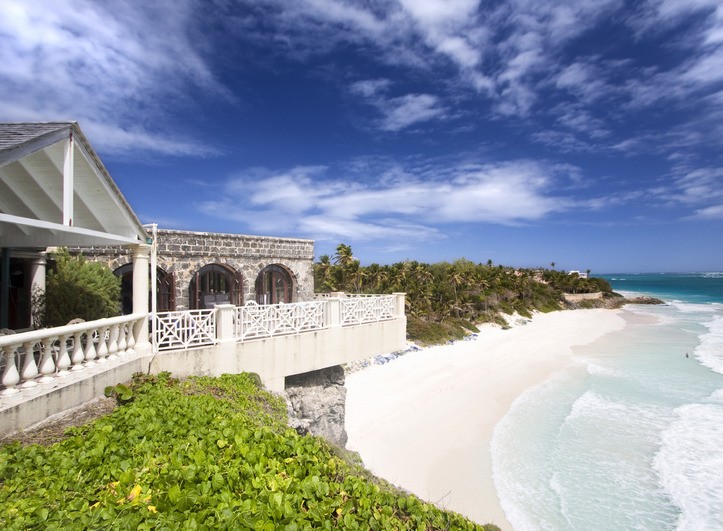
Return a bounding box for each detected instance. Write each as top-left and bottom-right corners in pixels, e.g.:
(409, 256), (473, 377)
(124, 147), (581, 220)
(0, 373), (496, 530)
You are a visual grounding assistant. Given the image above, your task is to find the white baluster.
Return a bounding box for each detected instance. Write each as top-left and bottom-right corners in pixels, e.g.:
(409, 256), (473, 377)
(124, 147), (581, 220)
(84, 329), (98, 366)
(71, 331), (85, 371)
(106, 324), (118, 360)
(19, 340), (39, 388)
(1, 345), (21, 395)
(116, 322), (128, 357)
(125, 320), (136, 356)
(56, 334), (72, 376)
(38, 337), (56, 383)
(96, 325), (109, 363)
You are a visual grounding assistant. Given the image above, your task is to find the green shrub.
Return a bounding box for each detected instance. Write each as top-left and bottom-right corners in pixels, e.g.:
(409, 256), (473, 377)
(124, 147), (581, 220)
(407, 316), (469, 345)
(39, 248), (121, 327)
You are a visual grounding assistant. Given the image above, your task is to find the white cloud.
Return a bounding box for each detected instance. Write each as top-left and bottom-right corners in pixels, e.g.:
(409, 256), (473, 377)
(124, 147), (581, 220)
(198, 159), (576, 244)
(691, 204), (723, 219)
(674, 167), (723, 204)
(621, 1), (723, 114)
(350, 79), (392, 98)
(349, 79), (447, 131)
(380, 94), (446, 131)
(398, 0), (487, 70)
(0, 0), (224, 156)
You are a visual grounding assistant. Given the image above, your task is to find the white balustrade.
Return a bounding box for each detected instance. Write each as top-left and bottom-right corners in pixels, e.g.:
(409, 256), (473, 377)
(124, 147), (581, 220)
(3, 296), (403, 400)
(152, 294), (399, 349)
(0, 314), (145, 396)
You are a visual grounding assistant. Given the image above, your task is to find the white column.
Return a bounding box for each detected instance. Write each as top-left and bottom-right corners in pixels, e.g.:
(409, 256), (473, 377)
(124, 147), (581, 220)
(393, 292), (407, 317)
(30, 252), (46, 328)
(215, 304), (236, 343)
(131, 244), (151, 355)
(328, 298), (341, 328)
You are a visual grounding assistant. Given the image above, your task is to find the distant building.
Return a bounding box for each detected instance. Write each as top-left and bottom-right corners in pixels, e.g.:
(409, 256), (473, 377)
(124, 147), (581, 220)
(569, 270), (589, 279)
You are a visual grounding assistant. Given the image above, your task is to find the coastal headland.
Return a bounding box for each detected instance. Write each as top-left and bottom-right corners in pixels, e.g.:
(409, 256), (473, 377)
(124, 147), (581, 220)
(345, 308), (627, 530)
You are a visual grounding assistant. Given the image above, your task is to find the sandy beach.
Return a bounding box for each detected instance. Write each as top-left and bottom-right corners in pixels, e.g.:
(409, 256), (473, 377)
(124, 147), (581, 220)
(344, 308), (626, 530)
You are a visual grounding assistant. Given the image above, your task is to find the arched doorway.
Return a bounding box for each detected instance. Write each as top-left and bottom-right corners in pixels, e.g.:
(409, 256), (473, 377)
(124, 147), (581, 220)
(255, 264), (294, 304)
(0, 255), (30, 330)
(190, 264), (242, 309)
(114, 264), (175, 314)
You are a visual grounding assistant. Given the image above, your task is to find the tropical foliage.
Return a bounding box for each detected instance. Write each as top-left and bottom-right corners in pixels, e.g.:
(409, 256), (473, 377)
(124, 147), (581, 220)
(315, 244), (615, 343)
(0, 373), (494, 530)
(36, 248), (121, 327)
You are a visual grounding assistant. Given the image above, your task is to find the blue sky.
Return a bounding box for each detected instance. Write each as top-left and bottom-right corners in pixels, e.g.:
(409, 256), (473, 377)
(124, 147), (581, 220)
(1, 0), (722, 273)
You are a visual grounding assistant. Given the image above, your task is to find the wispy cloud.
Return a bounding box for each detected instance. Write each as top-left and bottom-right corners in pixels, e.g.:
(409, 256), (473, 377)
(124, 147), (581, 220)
(197, 159), (579, 244)
(673, 166), (723, 205)
(350, 80), (447, 131)
(690, 204), (723, 220)
(0, 0), (224, 155)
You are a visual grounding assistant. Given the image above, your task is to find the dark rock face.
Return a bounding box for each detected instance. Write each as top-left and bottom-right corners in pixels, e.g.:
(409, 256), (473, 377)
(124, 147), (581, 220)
(625, 296), (665, 305)
(285, 366), (348, 447)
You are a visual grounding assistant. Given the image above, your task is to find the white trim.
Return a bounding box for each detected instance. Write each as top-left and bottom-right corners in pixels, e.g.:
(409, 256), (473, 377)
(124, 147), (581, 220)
(63, 134), (74, 226)
(0, 213), (141, 245)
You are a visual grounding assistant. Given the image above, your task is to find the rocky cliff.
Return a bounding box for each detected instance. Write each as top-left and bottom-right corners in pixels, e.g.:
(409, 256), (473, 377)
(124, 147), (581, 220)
(285, 365), (348, 447)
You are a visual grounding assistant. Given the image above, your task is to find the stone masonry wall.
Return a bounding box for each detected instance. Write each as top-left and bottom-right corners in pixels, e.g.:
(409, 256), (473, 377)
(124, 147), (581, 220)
(78, 229), (315, 309)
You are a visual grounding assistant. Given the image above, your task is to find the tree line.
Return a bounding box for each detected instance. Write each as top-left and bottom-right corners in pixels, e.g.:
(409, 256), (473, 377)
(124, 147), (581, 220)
(315, 244), (614, 343)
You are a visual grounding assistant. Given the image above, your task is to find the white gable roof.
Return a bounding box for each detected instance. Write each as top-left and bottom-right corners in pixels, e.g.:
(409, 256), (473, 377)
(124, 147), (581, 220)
(0, 122), (148, 248)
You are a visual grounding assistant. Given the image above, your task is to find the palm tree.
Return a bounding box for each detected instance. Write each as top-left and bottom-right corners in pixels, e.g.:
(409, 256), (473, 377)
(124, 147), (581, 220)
(314, 254), (335, 291)
(333, 243), (355, 268)
(332, 243), (360, 291)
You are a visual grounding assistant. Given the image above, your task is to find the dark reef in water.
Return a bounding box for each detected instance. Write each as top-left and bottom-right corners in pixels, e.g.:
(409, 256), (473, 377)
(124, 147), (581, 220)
(623, 295), (666, 305)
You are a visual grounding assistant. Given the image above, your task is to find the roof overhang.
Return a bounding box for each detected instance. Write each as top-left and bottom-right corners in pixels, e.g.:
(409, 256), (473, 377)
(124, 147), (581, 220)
(0, 122), (148, 248)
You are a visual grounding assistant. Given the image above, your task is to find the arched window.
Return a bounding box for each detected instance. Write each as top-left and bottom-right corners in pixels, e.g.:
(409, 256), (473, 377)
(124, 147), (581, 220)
(255, 265), (294, 304)
(114, 264), (175, 314)
(190, 264), (242, 309)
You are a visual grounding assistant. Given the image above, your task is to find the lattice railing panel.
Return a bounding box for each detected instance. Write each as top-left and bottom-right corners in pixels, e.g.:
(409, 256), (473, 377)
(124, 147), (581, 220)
(154, 310), (216, 351)
(236, 301), (327, 340)
(340, 295), (395, 326)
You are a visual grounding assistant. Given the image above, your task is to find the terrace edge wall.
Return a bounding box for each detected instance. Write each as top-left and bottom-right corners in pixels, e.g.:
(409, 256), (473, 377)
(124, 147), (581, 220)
(150, 314), (407, 392)
(1, 313), (407, 432)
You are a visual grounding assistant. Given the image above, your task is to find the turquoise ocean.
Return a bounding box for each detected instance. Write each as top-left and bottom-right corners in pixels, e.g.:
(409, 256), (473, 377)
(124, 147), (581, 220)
(490, 273), (723, 530)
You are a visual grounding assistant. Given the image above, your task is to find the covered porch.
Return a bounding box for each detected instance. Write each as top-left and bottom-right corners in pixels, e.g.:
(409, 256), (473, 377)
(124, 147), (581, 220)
(1, 122), (151, 419)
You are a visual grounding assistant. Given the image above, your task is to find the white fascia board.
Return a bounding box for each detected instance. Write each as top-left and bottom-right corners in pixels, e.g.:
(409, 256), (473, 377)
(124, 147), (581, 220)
(71, 127), (147, 241)
(0, 213), (141, 245)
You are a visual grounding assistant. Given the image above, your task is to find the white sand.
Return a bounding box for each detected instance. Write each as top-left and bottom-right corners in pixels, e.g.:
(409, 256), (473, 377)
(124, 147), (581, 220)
(345, 309), (626, 530)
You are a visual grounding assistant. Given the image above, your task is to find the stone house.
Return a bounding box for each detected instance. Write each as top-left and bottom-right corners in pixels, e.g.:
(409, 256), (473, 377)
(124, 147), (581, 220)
(81, 228), (315, 312)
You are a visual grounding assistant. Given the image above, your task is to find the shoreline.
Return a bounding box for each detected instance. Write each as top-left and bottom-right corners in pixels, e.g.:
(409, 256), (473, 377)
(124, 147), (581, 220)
(344, 308), (627, 530)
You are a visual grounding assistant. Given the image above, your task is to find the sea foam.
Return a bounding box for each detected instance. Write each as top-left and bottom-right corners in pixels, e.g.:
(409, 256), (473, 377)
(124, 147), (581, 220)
(695, 315), (723, 375)
(654, 389), (723, 530)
